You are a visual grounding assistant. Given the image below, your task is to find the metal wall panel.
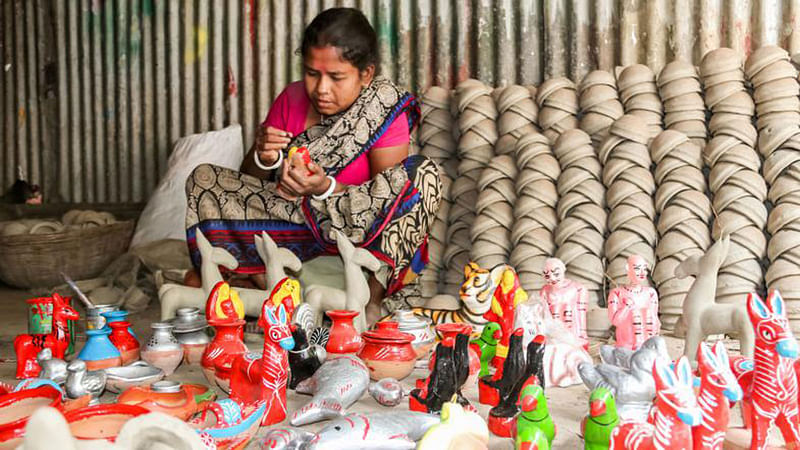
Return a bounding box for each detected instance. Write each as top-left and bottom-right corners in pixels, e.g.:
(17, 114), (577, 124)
(3, 0), (800, 203)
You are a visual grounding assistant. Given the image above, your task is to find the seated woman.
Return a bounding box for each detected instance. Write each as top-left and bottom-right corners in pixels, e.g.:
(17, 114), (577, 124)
(185, 8), (441, 324)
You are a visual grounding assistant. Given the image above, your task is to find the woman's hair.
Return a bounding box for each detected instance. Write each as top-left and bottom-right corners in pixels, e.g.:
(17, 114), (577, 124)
(301, 8), (380, 73)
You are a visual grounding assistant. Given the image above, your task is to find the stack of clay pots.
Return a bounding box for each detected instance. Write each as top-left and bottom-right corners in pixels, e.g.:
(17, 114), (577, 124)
(493, 85), (540, 156)
(704, 119), (767, 303)
(442, 79), (497, 295)
(510, 132), (560, 292)
(599, 114), (657, 286)
(578, 70), (625, 147)
(419, 176), (451, 298)
(699, 48), (755, 136)
(649, 130), (712, 331)
(552, 129), (608, 334)
(745, 45), (800, 132)
(536, 77), (579, 144)
(657, 61), (708, 147)
(760, 123), (800, 331)
(419, 86), (459, 179)
(470, 155), (517, 269)
(617, 64), (663, 139)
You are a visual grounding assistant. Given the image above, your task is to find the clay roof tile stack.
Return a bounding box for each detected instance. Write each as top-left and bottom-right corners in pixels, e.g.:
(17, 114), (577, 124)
(470, 155), (518, 269)
(745, 45), (800, 132)
(657, 61), (708, 148)
(493, 85), (540, 156)
(536, 77), (579, 144)
(700, 48), (755, 136)
(578, 70), (625, 147)
(617, 64), (664, 139)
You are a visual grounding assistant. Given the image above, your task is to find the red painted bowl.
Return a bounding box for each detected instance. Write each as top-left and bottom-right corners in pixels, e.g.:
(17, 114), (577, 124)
(0, 386), (62, 447)
(64, 404), (149, 441)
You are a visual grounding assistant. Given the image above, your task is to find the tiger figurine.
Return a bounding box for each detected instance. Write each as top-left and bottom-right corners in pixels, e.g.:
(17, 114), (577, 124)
(382, 262), (522, 334)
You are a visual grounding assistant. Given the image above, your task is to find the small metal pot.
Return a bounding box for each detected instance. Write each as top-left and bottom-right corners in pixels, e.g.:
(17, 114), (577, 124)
(86, 304), (118, 331)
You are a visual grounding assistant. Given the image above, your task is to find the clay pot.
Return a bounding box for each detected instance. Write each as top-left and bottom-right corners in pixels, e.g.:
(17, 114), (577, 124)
(325, 310), (363, 354)
(390, 310), (436, 359)
(64, 404), (149, 441)
(116, 381), (215, 421)
(0, 386), (62, 447)
(140, 323), (183, 376)
(435, 323), (481, 386)
(201, 320), (247, 393)
(78, 328), (122, 371)
(168, 308), (210, 365)
(108, 321), (140, 365)
(358, 322), (417, 381)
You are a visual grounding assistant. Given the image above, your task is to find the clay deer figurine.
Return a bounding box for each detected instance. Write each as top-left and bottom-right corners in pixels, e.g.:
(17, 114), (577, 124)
(14, 293), (80, 379)
(731, 290), (800, 449)
(693, 341), (742, 450)
(229, 302), (295, 426)
(610, 356), (701, 450)
(159, 229), (302, 320)
(674, 234), (754, 361)
(304, 230), (381, 333)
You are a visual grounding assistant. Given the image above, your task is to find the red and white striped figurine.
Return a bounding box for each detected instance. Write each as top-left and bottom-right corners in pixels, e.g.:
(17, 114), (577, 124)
(692, 341), (742, 450)
(610, 355), (701, 450)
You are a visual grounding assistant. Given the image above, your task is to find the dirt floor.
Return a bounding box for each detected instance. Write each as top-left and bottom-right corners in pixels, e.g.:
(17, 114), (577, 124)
(0, 284), (781, 449)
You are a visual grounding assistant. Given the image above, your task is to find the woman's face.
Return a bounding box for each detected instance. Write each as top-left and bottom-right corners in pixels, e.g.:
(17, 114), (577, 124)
(303, 45), (374, 116)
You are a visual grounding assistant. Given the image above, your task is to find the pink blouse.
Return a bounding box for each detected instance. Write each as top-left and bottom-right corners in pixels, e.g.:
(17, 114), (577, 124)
(263, 81), (410, 186)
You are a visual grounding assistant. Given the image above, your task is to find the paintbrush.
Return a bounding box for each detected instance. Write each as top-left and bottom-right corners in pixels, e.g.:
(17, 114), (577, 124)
(60, 272), (95, 309)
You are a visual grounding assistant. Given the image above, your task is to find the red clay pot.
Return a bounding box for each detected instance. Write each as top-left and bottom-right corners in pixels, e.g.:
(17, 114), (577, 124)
(108, 321), (140, 365)
(117, 382), (215, 421)
(325, 310), (362, 354)
(64, 404), (149, 441)
(358, 322), (417, 381)
(201, 320), (247, 393)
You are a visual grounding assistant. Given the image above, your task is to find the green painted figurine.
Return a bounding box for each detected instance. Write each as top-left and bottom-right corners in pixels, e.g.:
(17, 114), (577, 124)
(516, 425), (550, 450)
(471, 322), (501, 378)
(514, 380), (555, 449)
(583, 386), (619, 450)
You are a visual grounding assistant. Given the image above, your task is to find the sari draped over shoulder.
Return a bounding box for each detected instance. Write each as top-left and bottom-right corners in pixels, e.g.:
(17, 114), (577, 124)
(185, 77), (441, 311)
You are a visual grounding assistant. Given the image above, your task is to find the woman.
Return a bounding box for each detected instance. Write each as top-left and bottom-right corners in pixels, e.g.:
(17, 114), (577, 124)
(185, 8), (441, 323)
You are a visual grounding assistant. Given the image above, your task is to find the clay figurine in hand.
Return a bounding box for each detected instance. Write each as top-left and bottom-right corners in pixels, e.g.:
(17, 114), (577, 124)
(14, 293), (79, 379)
(733, 291), (800, 448)
(578, 336), (670, 423)
(229, 303), (294, 426)
(607, 255), (660, 350)
(471, 322), (501, 378)
(290, 355), (370, 426)
(693, 341), (742, 449)
(540, 257), (589, 347)
(304, 229), (382, 333)
(310, 411), (439, 450)
(288, 326), (326, 390)
(483, 264), (529, 369)
(583, 387), (619, 450)
(675, 234), (754, 361)
(418, 396), (490, 450)
(611, 356), (701, 449)
(514, 381), (556, 448)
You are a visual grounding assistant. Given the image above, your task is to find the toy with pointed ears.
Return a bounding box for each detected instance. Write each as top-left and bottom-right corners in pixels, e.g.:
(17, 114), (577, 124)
(514, 379), (555, 448)
(610, 356), (701, 450)
(15, 293), (80, 379)
(729, 290), (800, 449)
(583, 386), (619, 450)
(693, 341), (741, 450)
(229, 302), (295, 426)
(471, 322), (501, 378)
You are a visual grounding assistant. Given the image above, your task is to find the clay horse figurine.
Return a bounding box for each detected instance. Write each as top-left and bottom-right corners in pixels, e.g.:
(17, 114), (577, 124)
(693, 341), (742, 450)
(229, 302), (295, 426)
(732, 290), (800, 449)
(15, 293), (80, 379)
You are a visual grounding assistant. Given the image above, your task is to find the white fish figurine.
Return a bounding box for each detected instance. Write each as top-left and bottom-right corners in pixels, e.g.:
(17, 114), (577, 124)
(308, 411), (439, 450)
(290, 355), (370, 426)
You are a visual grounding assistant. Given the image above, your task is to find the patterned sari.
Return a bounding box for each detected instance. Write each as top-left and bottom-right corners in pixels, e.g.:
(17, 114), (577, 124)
(185, 77), (442, 311)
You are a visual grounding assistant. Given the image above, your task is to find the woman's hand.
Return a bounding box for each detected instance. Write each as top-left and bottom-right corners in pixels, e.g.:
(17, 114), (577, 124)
(255, 125), (293, 166)
(276, 153), (331, 200)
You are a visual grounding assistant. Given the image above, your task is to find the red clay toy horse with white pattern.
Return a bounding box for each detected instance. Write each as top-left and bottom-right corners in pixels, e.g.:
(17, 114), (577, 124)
(693, 341), (742, 450)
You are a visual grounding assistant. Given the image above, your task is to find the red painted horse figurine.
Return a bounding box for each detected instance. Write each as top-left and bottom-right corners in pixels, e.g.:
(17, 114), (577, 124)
(229, 302), (294, 426)
(610, 356), (701, 450)
(693, 341), (742, 450)
(729, 290), (800, 449)
(14, 293), (79, 379)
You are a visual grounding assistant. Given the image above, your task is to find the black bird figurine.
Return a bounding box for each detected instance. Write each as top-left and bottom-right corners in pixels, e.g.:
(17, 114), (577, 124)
(479, 328), (526, 406)
(410, 339), (458, 414)
(288, 327), (326, 390)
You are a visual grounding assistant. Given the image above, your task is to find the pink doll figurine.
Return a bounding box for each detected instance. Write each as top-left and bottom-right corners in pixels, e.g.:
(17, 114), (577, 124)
(539, 258), (588, 349)
(607, 255), (660, 351)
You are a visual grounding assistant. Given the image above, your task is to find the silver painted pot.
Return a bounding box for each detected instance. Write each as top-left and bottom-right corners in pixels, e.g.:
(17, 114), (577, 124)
(167, 307), (210, 365)
(104, 361), (165, 393)
(140, 322), (183, 375)
(86, 304), (118, 331)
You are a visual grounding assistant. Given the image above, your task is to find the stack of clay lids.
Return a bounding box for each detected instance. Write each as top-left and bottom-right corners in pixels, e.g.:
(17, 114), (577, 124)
(649, 130), (712, 331)
(617, 64), (663, 139)
(745, 45), (800, 132)
(470, 155), (518, 269)
(700, 47), (755, 135)
(657, 61), (708, 147)
(510, 132), (560, 292)
(419, 86), (458, 179)
(704, 119), (767, 303)
(443, 175), (478, 295)
(455, 79), (497, 184)
(536, 77), (579, 144)
(553, 129), (607, 306)
(600, 114), (657, 285)
(493, 85), (540, 156)
(579, 70), (625, 147)
(419, 175), (452, 298)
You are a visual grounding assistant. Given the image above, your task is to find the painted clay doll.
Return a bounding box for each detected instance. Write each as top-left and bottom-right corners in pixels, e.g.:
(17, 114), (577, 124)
(483, 266), (529, 368)
(607, 255), (660, 350)
(540, 258), (588, 348)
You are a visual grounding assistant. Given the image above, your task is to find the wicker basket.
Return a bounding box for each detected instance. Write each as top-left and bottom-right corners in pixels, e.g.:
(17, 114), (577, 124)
(0, 220), (135, 289)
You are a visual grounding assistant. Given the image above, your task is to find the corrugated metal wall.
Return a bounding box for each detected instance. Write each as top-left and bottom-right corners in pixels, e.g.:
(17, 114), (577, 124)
(3, 0), (800, 203)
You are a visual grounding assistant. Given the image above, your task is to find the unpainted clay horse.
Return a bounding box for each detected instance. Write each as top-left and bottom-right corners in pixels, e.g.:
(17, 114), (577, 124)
(674, 234), (754, 362)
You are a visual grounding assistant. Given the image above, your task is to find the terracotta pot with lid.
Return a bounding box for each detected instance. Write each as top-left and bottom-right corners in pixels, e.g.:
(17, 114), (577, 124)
(358, 322), (417, 381)
(389, 310), (435, 359)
